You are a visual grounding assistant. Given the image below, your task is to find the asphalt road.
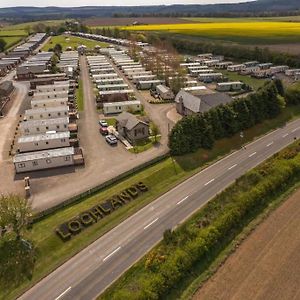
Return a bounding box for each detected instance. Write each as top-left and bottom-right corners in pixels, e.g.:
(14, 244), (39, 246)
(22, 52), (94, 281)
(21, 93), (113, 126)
(19, 118), (300, 300)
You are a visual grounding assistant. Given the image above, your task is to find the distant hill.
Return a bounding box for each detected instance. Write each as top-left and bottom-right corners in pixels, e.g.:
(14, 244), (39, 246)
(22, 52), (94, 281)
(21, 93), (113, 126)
(0, 0), (299, 22)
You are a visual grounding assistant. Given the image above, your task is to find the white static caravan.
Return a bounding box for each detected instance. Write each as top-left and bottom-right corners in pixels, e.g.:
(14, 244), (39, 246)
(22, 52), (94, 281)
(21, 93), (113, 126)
(259, 63), (273, 70)
(180, 62), (201, 68)
(98, 89), (134, 99)
(198, 73), (223, 82)
(14, 147), (75, 173)
(124, 68), (146, 76)
(20, 117), (69, 135)
(240, 66), (260, 75)
(215, 61), (233, 69)
(269, 65), (289, 75)
(92, 73), (118, 82)
(285, 69), (300, 76)
(97, 83), (129, 91)
(216, 81), (243, 92)
(136, 80), (162, 90)
(25, 106), (69, 121)
(89, 63), (111, 69)
(121, 65), (143, 72)
(188, 65), (209, 71)
(118, 62), (141, 69)
(132, 74), (156, 84)
(103, 100), (142, 115)
(32, 91), (69, 101)
(90, 68), (115, 75)
(95, 78), (124, 85)
(183, 86), (208, 95)
(31, 97), (69, 109)
(185, 80), (198, 87)
(35, 83), (70, 93)
(156, 85), (174, 100)
(17, 131), (70, 153)
(190, 69), (214, 77)
(227, 64), (246, 72)
(201, 59), (220, 67)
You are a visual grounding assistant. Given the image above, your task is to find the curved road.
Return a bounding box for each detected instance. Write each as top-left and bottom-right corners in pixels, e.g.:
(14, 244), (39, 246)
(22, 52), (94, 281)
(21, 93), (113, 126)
(19, 118), (300, 300)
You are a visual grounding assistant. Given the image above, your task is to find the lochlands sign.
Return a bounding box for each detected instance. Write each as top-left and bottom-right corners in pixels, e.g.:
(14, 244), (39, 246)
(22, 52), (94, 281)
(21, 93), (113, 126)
(56, 182), (149, 241)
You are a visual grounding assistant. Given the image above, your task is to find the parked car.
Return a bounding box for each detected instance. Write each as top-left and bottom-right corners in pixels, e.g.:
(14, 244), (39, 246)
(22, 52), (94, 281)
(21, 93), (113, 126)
(99, 120), (108, 127)
(99, 126), (108, 135)
(105, 135), (118, 145)
(28, 90), (34, 96)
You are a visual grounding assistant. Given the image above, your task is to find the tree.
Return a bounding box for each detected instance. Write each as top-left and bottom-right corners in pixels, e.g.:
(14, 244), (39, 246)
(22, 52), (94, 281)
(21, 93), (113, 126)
(0, 194), (32, 240)
(53, 43), (62, 56)
(151, 123), (160, 143)
(0, 39), (6, 52)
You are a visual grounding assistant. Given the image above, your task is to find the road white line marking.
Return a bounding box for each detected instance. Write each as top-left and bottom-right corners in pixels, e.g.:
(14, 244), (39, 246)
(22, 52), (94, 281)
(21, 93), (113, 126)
(144, 218), (159, 230)
(177, 196), (189, 205)
(204, 178), (215, 186)
(103, 246), (121, 262)
(283, 133), (289, 138)
(249, 152), (257, 158)
(55, 287), (72, 300)
(228, 164), (237, 170)
(292, 127), (300, 133)
(266, 142), (274, 147)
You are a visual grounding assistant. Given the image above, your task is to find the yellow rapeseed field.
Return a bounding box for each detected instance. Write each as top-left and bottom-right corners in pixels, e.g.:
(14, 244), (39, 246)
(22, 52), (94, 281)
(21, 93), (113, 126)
(123, 22), (300, 44)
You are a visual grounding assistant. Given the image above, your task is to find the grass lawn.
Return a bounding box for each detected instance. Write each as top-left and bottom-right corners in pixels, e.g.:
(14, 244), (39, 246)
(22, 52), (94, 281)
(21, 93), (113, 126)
(123, 22), (300, 45)
(105, 118), (117, 127)
(4, 20), (70, 30)
(2, 104), (300, 300)
(76, 79), (84, 111)
(42, 35), (109, 51)
(1, 36), (25, 50)
(221, 70), (267, 90)
(129, 136), (161, 154)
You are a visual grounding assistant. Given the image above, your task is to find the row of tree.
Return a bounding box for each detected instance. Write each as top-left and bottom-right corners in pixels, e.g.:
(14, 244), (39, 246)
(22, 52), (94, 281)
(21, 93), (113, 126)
(169, 80), (285, 155)
(103, 141), (300, 300)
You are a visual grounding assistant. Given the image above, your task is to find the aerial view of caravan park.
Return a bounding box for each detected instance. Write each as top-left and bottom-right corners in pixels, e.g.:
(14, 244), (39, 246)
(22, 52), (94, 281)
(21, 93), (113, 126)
(0, 0), (299, 299)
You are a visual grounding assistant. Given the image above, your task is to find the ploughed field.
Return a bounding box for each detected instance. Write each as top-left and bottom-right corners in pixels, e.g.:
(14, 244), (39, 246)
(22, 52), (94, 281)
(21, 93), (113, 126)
(194, 188), (300, 300)
(123, 22), (300, 44)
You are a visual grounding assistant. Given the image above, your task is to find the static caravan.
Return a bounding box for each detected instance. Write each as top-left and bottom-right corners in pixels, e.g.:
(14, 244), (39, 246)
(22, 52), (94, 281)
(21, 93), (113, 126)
(285, 69), (300, 76)
(35, 84), (70, 94)
(240, 66), (260, 75)
(227, 64), (246, 72)
(103, 100), (141, 115)
(90, 68), (115, 75)
(121, 65), (143, 72)
(190, 69), (214, 77)
(95, 78), (124, 85)
(183, 86), (207, 95)
(14, 147), (75, 173)
(18, 131), (70, 153)
(136, 80), (162, 90)
(25, 106), (69, 120)
(118, 62), (141, 69)
(215, 61), (233, 69)
(20, 117), (69, 135)
(132, 75), (156, 84)
(201, 59), (220, 67)
(156, 85), (174, 100)
(98, 83), (129, 91)
(188, 65), (209, 71)
(32, 90), (69, 101)
(258, 63), (273, 70)
(244, 61), (259, 68)
(92, 73), (118, 82)
(185, 80), (198, 87)
(180, 62), (201, 68)
(124, 68), (146, 76)
(269, 65), (289, 74)
(98, 89), (134, 103)
(216, 81), (243, 92)
(198, 73), (223, 82)
(89, 63), (111, 69)
(31, 97), (69, 109)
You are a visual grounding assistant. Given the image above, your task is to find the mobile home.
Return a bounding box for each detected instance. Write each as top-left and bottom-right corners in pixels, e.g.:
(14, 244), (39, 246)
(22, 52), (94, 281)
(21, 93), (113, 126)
(24, 106), (69, 120)
(136, 80), (162, 90)
(103, 100), (141, 115)
(216, 81), (243, 92)
(14, 147), (75, 173)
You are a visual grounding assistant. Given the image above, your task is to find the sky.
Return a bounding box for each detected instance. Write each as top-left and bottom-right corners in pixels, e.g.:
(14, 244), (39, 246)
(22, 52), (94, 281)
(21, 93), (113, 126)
(0, 0), (254, 8)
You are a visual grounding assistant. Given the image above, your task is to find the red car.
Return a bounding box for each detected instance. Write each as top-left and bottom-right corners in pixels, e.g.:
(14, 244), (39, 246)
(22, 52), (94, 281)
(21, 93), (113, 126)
(99, 125), (108, 135)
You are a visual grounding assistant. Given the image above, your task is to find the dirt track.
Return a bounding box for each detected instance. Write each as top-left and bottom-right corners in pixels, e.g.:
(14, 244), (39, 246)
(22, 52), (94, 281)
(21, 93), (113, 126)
(193, 188), (300, 300)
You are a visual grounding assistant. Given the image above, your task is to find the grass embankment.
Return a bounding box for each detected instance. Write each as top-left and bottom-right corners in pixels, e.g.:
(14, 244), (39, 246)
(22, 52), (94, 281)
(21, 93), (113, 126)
(76, 79), (84, 111)
(2, 104), (300, 300)
(0, 28), (28, 50)
(221, 70), (267, 90)
(42, 35), (108, 51)
(123, 22), (300, 45)
(101, 136), (300, 300)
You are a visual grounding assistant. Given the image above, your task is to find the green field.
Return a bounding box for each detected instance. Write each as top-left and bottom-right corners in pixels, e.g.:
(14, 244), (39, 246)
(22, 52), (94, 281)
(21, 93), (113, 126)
(123, 21), (300, 44)
(4, 19), (70, 30)
(0, 26), (28, 51)
(42, 35), (108, 51)
(2, 102), (300, 300)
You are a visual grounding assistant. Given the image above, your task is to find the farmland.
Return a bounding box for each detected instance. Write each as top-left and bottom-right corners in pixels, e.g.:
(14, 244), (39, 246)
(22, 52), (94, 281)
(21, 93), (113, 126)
(194, 187), (300, 300)
(123, 22), (300, 44)
(42, 35), (108, 51)
(0, 27), (27, 50)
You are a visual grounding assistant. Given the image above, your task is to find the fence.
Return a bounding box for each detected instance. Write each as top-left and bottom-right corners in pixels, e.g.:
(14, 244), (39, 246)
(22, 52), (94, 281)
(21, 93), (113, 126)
(32, 152), (170, 224)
